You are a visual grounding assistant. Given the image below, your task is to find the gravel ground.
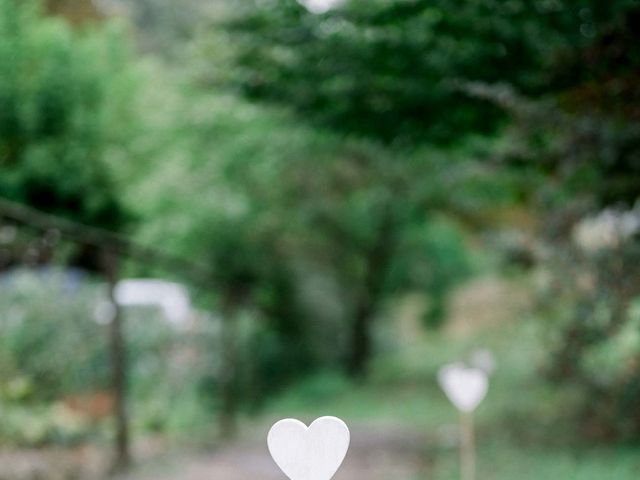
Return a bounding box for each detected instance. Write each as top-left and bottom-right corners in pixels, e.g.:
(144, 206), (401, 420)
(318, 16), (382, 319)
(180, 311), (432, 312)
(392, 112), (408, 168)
(123, 422), (430, 480)
(0, 423), (430, 480)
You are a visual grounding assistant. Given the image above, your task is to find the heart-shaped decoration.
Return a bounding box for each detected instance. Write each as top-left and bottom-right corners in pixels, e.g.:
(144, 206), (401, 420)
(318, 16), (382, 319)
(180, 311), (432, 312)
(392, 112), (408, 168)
(268, 416), (350, 480)
(438, 363), (488, 412)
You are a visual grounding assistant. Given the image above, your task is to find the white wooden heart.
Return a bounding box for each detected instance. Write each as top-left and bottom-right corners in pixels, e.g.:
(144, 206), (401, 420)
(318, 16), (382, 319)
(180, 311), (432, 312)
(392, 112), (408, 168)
(438, 363), (488, 413)
(267, 416), (350, 480)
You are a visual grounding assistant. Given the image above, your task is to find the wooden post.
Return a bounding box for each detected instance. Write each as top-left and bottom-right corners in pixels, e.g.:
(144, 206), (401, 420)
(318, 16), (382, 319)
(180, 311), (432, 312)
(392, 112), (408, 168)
(218, 304), (238, 439)
(217, 287), (244, 439)
(460, 411), (475, 480)
(103, 251), (131, 472)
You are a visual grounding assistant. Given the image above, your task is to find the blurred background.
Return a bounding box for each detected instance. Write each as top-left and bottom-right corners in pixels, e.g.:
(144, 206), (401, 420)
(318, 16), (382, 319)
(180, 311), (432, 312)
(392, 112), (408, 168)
(1, 0), (639, 479)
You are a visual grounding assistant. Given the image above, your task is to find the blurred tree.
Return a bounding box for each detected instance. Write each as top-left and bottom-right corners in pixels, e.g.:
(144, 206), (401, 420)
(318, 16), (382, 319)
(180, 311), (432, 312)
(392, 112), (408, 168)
(281, 142), (474, 375)
(472, 5), (640, 439)
(207, 0), (637, 144)
(0, 6), (140, 460)
(129, 74), (473, 381)
(0, 0), (136, 252)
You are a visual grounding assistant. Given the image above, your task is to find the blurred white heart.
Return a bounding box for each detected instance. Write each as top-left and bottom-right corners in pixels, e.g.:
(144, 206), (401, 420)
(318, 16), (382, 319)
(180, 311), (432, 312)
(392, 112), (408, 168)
(268, 416), (350, 480)
(297, 0), (343, 14)
(438, 363), (488, 412)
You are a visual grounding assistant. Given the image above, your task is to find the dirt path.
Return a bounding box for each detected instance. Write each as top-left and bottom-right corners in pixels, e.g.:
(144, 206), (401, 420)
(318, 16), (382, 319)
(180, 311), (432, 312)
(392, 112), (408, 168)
(125, 422), (430, 480)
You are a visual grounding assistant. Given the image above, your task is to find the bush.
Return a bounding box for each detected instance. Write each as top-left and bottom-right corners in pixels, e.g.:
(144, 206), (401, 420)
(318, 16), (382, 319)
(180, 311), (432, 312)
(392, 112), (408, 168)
(539, 209), (640, 440)
(0, 268), (110, 401)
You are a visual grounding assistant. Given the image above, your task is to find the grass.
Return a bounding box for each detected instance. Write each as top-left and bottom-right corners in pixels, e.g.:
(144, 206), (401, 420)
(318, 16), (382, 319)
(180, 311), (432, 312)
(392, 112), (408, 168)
(433, 442), (640, 480)
(263, 319), (555, 428)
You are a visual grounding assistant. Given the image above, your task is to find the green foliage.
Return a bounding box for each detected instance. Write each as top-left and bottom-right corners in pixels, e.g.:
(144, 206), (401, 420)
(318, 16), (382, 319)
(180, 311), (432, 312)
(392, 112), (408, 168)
(537, 233), (640, 439)
(390, 216), (474, 327)
(0, 269), (109, 401)
(469, 5), (640, 209)
(3, 0), (638, 451)
(0, 402), (93, 446)
(0, 0), (135, 229)
(0, 268), (215, 444)
(482, 6), (640, 440)
(127, 66), (475, 380)
(209, 0), (637, 144)
(129, 88), (327, 387)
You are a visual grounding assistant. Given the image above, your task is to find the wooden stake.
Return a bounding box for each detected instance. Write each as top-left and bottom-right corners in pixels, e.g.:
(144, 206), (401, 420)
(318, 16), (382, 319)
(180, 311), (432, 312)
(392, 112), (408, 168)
(217, 289), (244, 439)
(460, 411), (475, 480)
(104, 252), (131, 473)
(218, 310), (238, 439)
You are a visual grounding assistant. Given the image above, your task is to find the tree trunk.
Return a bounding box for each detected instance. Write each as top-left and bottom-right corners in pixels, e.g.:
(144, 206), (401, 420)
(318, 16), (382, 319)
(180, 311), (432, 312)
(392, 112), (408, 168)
(347, 300), (374, 378)
(103, 252), (131, 473)
(346, 209), (396, 379)
(218, 313), (238, 438)
(217, 288), (244, 439)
